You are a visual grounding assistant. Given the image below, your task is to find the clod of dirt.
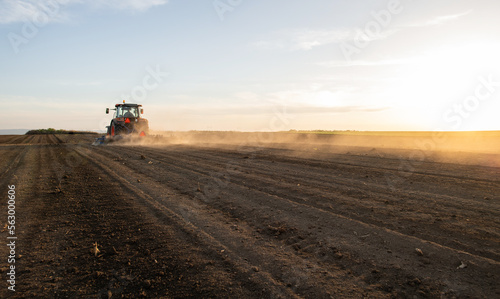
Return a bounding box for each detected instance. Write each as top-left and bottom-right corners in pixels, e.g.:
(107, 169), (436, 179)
(137, 179), (141, 183)
(407, 277), (421, 286)
(267, 224), (288, 236)
(415, 248), (424, 256)
(50, 186), (64, 194)
(148, 161), (153, 164)
(91, 242), (100, 256)
(140, 154), (146, 160)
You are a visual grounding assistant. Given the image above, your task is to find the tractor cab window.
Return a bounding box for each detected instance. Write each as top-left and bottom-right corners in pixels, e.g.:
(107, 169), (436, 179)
(116, 106), (139, 118)
(114, 107), (120, 118)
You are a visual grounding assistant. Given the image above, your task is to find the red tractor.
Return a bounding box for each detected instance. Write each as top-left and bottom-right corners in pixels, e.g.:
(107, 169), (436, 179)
(106, 102), (149, 137)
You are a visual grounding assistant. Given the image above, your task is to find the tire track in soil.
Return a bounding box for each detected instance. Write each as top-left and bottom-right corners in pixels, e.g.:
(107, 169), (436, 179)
(0, 135), (27, 144)
(2, 136), (499, 297)
(175, 143), (500, 183)
(0, 144), (43, 298)
(94, 144), (496, 258)
(0, 148), (21, 174)
(0, 143), (84, 297)
(101, 145), (500, 262)
(46, 134), (58, 144)
(21, 135), (36, 144)
(0, 146), (29, 187)
(129, 144), (500, 216)
(180, 147), (500, 260)
(76, 145), (368, 298)
(68, 143), (300, 298)
(89, 144), (500, 298)
(2, 143), (273, 298)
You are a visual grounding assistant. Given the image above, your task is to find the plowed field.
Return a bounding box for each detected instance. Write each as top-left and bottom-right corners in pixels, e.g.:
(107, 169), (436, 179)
(0, 133), (499, 298)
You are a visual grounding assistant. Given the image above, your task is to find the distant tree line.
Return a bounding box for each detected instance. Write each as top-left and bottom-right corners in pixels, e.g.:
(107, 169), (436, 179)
(26, 128), (98, 135)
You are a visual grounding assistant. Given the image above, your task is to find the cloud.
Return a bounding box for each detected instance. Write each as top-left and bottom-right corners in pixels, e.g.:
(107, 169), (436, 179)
(316, 58), (411, 68)
(253, 28), (353, 51)
(0, 0), (59, 24)
(254, 11), (472, 52)
(253, 27), (397, 51)
(405, 10), (472, 28)
(0, 0), (168, 24)
(55, 80), (104, 86)
(88, 0), (168, 12)
(288, 29), (354, 51)
(284, 105), (386, 114)
(167, 86), (388, 117)
(166, 104), (386, 116)
(251, 39), (286, 51)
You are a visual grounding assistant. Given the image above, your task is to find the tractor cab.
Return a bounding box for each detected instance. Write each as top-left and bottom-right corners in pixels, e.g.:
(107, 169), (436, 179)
(106, 104), (144, 118)
(114, 105), (142, 119)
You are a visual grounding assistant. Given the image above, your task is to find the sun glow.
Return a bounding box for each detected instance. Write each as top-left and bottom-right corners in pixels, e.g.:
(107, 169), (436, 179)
(385, 42), (500, 130)
(406, 43), (499, 95)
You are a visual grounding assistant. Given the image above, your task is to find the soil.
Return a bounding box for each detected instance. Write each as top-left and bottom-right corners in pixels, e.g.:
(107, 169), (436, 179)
(0, 133), (499, 298)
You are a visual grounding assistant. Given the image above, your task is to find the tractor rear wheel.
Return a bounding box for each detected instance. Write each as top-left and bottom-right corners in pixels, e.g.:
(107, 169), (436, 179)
(110, 122), (119, 137)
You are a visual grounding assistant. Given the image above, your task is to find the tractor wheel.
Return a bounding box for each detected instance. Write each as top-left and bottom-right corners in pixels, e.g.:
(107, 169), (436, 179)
(111, 122), (118, 137)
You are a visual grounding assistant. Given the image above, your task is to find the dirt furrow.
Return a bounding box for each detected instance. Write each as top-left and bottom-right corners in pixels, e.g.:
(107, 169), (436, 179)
(124, 144), (500, 204)
(171, 144), (500, 183)
(0, 135), (26, 144)
(99, 145), (500, 261)
(0, 147), (26, 175)
(88, 144), (500, 297)
(0, 144), (44, 297)
(140, 144), (500, 220)
(2, 135), (499, 298)
(0, 146), (29, 186)
(79, 145), (379, 298)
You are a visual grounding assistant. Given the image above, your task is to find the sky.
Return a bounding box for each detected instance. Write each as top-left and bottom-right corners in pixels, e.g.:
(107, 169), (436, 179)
(1, 0), (499, 132)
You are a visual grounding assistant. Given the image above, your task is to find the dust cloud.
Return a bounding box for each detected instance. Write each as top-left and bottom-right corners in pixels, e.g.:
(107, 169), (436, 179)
(109, 131), (500, 168)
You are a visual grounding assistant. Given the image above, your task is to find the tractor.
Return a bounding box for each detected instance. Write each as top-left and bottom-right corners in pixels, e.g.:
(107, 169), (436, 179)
(106, 101), (149, 138)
